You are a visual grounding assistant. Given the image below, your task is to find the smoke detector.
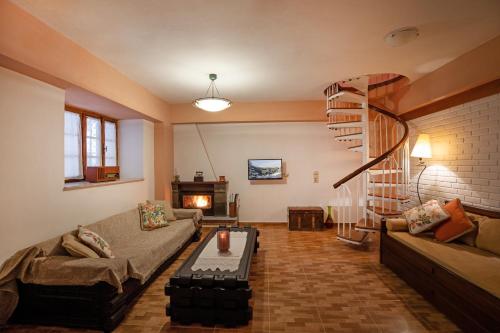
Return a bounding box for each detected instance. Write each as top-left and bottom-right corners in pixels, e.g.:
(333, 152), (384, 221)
(384, 27), (419, 47)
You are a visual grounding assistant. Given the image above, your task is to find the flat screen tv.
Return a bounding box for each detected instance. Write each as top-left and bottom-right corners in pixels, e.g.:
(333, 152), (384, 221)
(248, 159), (283, 180)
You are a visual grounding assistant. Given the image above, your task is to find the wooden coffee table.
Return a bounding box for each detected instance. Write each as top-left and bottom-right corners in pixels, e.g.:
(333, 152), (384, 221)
(165, 226), (259, 326)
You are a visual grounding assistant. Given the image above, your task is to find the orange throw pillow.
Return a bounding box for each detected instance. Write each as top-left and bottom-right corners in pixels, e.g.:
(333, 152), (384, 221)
(434, 198), (474, 242)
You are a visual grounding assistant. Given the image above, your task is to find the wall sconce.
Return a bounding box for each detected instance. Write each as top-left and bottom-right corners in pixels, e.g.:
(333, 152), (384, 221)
(411, 134), (432, 204)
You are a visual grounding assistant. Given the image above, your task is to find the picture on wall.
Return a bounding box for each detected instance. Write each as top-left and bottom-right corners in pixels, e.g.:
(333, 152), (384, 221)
(248, 159), (283, 180)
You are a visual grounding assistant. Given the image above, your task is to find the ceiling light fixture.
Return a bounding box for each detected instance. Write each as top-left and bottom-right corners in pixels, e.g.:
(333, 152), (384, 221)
(193, 73), (232, 112)
(384, 27), (420, 47)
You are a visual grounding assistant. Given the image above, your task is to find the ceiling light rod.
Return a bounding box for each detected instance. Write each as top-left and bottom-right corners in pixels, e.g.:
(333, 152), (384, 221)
(193, 73), (232, 112)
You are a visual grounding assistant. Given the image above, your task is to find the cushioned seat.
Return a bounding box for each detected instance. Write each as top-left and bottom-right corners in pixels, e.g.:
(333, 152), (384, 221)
(388, 231), (500, 298)
(111, 218), (195, 282)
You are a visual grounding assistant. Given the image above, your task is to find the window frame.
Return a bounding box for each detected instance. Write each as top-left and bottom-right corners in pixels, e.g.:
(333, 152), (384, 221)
(64, 105), (119, 183)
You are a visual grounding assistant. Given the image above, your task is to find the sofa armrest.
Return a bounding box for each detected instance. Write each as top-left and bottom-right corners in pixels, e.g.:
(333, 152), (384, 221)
(386, 218), (408, 232)
(173, 209), (203, 227)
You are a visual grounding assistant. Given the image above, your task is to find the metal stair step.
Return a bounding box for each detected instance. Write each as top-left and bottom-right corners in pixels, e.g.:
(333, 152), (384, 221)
(328, 91), (366, 103)
(368, 191), (410, 201)
(327, 121), (363, 129)
(326, 107), (366, 117)
(336, 230), (369, 245)
(354, 218), (380, 233)
(367, 206), (402, 217)
(368, 168), (403, 175)
(340, 76), (368, 93)
(348, 145), (363, 152)
(335, 132), (363, 141)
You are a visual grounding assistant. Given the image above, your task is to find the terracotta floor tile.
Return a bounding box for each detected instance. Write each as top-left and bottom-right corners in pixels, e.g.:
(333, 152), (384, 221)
(4, 225), (460, 333)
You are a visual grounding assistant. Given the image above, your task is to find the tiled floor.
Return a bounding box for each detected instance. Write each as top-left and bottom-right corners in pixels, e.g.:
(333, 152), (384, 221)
(4, 224), (460, 333)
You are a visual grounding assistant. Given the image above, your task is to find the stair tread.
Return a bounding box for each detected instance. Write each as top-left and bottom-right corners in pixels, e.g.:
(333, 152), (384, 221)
(335, 132), (362, 138)
(355, 218), (380, 232)
(369, 179), (404, 184)
(329, 91), (366, 103)
(327, 107), (364, 112)
(369, 192), (410, 200)
(367, 206), (402, 216)
(329, 120), (362, 124)
(370, 165), (403, 170)
(336, 230), (369, 244)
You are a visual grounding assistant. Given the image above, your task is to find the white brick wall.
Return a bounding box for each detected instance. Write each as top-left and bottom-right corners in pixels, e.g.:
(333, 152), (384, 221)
(405, 92), (500, 211)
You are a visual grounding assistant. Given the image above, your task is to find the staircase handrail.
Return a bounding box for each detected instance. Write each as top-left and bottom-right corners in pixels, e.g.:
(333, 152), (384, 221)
(333, 102), (409, 189)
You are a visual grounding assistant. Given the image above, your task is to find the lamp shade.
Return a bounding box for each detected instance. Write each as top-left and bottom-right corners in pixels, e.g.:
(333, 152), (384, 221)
(411, 134), (432, 158)
(194, 97), (231, 112)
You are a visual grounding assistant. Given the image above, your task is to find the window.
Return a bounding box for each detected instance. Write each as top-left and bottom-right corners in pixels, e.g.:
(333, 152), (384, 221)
(64, 112), (83, 179)
(104, 121), (117, 166)
(64, 107), (118, 182)
(86, 116), (102, 167)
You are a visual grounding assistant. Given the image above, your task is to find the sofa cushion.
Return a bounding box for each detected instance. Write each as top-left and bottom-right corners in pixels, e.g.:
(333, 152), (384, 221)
(111, 218), (196, 282)
(476, 217), (500, 256)
(403, 199), (450, 234)
(148, 200), (176, 221)
(62, 234), (99, 258)
(388, 231), (500, 298)
(138, 201), (169, 230)
(458, 213), (488, 246)
(78, 227), (115, 258)
(434, 199), (475, 242)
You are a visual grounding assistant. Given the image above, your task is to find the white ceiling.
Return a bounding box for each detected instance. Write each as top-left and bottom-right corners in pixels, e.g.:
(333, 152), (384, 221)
(11, 0), (500, 103)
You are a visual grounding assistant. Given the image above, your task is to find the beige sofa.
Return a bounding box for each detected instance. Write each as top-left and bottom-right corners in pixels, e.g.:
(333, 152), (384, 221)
(0, 203), (202, 332)
(381, 204), (500, 333)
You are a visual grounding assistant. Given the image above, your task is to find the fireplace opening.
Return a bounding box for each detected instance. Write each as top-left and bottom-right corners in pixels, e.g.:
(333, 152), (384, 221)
(183, 195), (213, 209)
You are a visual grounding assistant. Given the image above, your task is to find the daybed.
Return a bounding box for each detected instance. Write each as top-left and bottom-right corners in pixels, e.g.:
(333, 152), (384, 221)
(381, 204), (500, 333)
(0, 203), (202, 332)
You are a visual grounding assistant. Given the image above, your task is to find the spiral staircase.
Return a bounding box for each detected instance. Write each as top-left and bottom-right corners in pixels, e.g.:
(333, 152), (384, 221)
(325, 74), (410, 245)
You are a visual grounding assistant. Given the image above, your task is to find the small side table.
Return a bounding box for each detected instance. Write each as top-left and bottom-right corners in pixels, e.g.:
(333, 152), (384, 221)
(288, 206), (324, 231)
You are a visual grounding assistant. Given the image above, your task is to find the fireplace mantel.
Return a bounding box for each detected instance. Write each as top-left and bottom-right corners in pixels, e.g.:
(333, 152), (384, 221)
(172, 181), (228, 216)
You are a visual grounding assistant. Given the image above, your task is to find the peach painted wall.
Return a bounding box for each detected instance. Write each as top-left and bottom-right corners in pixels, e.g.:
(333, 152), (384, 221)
(155, 122), (174, 200)
(0, 1), (174, 201)
(0, 0), (170, 123)
(397, 35), (500, 114)
(0, 67), (155, 266)
(170, 100), (325, 124)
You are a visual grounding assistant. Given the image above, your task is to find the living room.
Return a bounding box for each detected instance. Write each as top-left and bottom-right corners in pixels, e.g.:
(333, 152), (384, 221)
(0, 1), (499, 332)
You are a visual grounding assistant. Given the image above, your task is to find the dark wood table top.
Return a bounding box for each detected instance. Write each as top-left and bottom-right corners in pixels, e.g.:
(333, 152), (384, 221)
(167, 226), (258, 289)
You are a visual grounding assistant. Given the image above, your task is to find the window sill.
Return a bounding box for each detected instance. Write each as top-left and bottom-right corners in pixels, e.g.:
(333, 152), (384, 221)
(63, 178), (144, 191)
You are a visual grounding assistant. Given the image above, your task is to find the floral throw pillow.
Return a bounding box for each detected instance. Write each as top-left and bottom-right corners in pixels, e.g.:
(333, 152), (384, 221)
(139, 202), (169, 231)
(403, 199), (450, 235)
(78, 226), (115, 258)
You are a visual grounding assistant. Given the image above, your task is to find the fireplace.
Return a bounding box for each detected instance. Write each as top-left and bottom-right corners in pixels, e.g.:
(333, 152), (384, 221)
(172, 181), (227, 216)
(183, 194), (212, 209)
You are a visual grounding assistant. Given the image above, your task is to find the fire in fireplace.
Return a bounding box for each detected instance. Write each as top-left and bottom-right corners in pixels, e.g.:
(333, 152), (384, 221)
(183, 195), (212, 209)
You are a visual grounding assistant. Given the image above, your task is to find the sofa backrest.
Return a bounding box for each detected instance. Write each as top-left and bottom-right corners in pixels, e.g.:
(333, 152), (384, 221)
(85, 208), (141, 247)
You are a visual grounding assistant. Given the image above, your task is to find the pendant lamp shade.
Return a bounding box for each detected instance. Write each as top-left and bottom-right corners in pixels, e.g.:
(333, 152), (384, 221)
(193, 74), (232, 112)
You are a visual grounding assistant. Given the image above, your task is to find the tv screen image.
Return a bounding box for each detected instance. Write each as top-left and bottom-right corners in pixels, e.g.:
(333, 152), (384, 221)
(248, 159), (283, 180)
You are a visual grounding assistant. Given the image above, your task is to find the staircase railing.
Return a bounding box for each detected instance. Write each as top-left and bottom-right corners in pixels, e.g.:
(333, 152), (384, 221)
(326, 75), (410, 243)
(333, 100), (409, 189)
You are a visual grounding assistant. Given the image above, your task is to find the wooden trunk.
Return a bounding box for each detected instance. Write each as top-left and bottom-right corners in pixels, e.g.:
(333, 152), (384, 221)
(288, 207), (324, 231)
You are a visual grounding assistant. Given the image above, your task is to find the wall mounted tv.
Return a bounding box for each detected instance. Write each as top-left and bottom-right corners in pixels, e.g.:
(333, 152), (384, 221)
(248, 159), (283, 180)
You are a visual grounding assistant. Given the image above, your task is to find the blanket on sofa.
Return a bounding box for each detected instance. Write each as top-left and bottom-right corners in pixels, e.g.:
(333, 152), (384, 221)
(0, 207), (200, 326)
(0, 246), (128, 325)
(0, 246), (43, 325)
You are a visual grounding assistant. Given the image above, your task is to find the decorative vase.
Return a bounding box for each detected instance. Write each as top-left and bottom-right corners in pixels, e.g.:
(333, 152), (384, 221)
(325, 205), (334, 229)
